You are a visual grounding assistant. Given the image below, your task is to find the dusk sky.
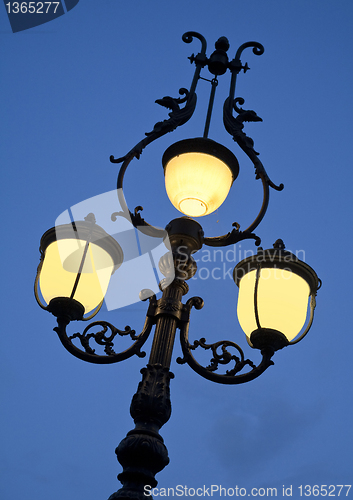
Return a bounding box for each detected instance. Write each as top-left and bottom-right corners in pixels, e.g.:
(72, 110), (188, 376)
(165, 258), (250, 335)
(1, 1), (353, 499)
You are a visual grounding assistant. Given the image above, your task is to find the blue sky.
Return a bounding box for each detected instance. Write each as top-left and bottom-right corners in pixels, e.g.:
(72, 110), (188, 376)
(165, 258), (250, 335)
(1, 1), (353, 498)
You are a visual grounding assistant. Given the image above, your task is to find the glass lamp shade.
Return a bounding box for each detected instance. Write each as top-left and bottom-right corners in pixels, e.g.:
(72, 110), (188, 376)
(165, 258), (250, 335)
(35, 219), (124, 319)
(162, 138), (239, 217)
(233, 244), (319, 348)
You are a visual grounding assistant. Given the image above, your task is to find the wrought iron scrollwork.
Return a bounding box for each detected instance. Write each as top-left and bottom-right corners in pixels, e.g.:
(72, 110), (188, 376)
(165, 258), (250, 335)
(177, 297), (274, 384)
(110, 88), (197, 167)
(233, 41), (265, 64)
(182, 31), (207, 55)
(146, 88), (196, 137)
(69, 321), (140, 356)
(53, 298), (156, 364)
(204, 222), (261, 248)
(223, 97), (284, 192)
(182, 31), (207, 96)
(178, 337), (257, 376)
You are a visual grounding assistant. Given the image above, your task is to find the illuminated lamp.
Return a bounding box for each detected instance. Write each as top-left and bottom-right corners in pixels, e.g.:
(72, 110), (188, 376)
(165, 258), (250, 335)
(162, 137), (239, 217)
(35, 214), (123, 321)
(233, 240), (320, 351)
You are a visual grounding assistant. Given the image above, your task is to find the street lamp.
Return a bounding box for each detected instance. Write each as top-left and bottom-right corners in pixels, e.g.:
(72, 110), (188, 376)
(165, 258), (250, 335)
(162, 137), (239, 217)
(35, 213), (124, 321)
(35, 32), (320, 499)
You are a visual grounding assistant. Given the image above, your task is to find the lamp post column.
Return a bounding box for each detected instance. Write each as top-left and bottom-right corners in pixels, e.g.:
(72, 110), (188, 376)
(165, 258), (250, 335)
(109, 218), (203, 500)
(109, 280), (189, 500)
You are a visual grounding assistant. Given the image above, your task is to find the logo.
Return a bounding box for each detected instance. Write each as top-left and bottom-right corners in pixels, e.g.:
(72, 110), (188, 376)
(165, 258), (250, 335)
(3, 0), (79, 33)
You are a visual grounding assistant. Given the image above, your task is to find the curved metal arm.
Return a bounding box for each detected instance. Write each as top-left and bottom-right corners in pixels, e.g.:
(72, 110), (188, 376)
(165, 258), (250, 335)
(110, 87), (197, 167)
(224, 97), (284, 189)
(109, 87), (197, 229)
(109, 32), (206, 230)
(216, 96), (284, 242)
(110, 32), (206, 169)
(182, 31), (207, 96)
(182, 31), (207, 54)
(203, 174), (268, 248)
(53, 311), (154, 365)
(228, 42), (265, 115)
(204, 147), (271, 247)
(177, 297), (274, 384)
(234, 41), (265, 62)
(204, 224), (262, 247)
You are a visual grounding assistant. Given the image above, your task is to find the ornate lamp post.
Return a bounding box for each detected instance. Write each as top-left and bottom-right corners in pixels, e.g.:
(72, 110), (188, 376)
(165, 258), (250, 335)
(35, 32), (320, 500)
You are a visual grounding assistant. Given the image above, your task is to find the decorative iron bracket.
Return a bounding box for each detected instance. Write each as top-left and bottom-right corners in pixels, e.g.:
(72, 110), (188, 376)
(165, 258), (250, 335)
(177, 297), (275, 384)
(52, 296), (157, 364)
(108, 32), (283, 249)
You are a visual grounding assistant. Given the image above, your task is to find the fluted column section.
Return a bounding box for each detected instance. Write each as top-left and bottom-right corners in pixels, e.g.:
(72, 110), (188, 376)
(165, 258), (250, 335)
(149, 279), (189, 367)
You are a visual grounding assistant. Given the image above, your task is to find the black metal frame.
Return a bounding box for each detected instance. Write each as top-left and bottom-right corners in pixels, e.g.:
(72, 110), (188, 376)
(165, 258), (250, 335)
(110, 31), (283, 248)
(35, 33), (319, 500)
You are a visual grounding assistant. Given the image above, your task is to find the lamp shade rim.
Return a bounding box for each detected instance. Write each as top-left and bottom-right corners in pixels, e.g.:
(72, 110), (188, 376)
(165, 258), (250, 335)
(233, 248), (319, 294)
(162, 137), (239, 180)
(249, 328), (290, 351)
(40, 221), (124, 270)
(46, 297), (85, 321)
